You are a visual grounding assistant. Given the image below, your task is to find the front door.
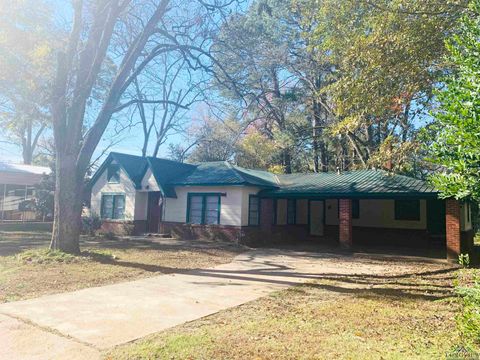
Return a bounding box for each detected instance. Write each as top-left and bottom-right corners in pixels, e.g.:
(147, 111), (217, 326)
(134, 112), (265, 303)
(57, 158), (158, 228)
(309, 200), (324, 236)
(147, 192), (162, 233)
(427, 199), (446, 236)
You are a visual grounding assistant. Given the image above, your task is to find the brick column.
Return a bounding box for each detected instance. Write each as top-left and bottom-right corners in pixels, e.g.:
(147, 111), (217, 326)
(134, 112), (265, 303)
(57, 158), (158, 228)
(260, 198), (273, 234)
(446, 198), (461, 260)
(339, 199), (352, 248)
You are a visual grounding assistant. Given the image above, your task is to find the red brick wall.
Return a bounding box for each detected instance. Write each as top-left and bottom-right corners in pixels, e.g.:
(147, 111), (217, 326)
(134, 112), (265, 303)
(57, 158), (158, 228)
(339, 199), (352, 248)
(446, 198), (461, 260)
(161, 221), (242, 243)
(100, 220), (147, 236)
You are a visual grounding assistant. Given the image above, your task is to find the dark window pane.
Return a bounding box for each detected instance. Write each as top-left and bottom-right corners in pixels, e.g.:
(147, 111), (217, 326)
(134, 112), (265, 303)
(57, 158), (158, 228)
(101, 195), (114, 219)
(287, 199), (296, 224)
(205, 196), (219, 224)
(352, 199), (360, 219)
(249, 196), (259, 225)
(189, 195), (203, 224)
(394, 200), (420, 221)
(107, 164), (120, 183)
(113, 195), (125, 219)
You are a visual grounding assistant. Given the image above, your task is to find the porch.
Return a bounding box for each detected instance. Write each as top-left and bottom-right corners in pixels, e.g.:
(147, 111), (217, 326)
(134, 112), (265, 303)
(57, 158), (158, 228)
(249, 197), (474, 261)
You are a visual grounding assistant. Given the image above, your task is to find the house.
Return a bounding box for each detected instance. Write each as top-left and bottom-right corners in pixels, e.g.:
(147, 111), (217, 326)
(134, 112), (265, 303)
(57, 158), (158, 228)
(0, 162), (51, 221)
(88, 152), (474, 260)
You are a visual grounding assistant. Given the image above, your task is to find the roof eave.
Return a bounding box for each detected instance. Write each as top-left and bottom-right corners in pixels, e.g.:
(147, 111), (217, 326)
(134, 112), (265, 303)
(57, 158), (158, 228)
(258, 190), (439, 199)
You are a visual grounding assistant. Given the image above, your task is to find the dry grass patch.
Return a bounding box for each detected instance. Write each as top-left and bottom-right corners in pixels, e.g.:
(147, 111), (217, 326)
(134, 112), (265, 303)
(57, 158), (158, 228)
(0, 232), (244, 302)
(107, 265), (460, 360)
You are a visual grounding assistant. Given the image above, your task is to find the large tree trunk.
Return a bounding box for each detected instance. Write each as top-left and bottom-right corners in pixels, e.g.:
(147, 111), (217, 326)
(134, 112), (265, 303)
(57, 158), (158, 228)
(50, 154), (83, 254)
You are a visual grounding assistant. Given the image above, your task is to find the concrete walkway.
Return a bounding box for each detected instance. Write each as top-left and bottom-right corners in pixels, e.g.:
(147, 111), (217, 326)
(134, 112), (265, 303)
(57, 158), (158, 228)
(0, 249), (447, 359)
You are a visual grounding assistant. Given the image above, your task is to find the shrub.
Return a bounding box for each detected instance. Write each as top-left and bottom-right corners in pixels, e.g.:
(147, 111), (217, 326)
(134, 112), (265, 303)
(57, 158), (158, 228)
(82, 213), (102, 236)
(456, 271), (480, 355)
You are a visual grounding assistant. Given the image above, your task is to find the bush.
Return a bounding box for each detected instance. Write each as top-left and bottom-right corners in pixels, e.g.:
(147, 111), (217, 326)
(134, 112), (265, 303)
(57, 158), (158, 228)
(456, 271), (480, 356)
(82, 213), (102, 236)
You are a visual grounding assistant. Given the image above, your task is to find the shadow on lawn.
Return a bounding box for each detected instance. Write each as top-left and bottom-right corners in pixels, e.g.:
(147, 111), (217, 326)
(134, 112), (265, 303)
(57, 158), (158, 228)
(91, 248), (457, 302)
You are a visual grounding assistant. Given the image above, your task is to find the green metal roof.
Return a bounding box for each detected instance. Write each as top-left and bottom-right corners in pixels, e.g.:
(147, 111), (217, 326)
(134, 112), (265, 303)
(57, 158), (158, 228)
(170, 161), (278, 188)
(260, 169), (438, 198)
(91, 153), (438, 199)
(147, 157), (196, 197)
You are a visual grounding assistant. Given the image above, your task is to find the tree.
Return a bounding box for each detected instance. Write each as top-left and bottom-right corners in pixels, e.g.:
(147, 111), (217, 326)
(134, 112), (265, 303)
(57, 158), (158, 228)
(309, 0), (467, 172)
(235, 128), (281, 171)
(188, 116), (242, 162)
(127, 54), (207, 157)
(428, 0), (480, 200)
(212, 0), (302, 173)
(49, 0), (234, 253)
(0, 0), (58, 164)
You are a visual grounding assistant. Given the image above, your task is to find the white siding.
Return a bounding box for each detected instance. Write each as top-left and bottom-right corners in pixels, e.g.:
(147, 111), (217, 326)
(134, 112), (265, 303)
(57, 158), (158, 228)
(164, 186), (261, 226)
(134, 192), (148, 221)
(325, 199), (427, 230)
(140, 168), (160, 191)
(90, 164), (137, 220)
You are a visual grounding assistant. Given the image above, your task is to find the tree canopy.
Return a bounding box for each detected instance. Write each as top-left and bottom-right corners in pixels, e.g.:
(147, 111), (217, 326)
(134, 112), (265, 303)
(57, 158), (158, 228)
(427, 0), (480, 201)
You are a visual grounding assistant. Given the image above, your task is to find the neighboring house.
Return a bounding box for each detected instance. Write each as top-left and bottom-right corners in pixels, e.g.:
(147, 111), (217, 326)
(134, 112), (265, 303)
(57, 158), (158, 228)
(88, 152), (474, 260)
(0, 162), (51, 221)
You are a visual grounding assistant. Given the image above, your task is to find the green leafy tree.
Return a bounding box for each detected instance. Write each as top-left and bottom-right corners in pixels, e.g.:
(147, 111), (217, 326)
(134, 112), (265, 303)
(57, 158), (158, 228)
(310, 0), (467, 171)
(0, 0), (59, 164)
(428, 0), (480, 200)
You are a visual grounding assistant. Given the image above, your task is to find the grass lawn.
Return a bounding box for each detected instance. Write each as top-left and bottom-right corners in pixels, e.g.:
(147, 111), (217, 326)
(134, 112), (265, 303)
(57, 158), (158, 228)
(0, 231), (244, 302)
(107, 264), (462, 360)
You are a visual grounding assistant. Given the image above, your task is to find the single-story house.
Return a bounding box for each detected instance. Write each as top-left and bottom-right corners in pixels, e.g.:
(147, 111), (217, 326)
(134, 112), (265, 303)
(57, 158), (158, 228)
(88, 152), (474, 260)
(0, 162), (51, 221)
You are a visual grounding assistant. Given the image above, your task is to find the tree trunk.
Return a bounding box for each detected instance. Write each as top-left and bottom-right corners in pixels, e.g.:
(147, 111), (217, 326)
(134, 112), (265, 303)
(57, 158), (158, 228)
(50, 154), (83, 254)
(312, 100), (328, 172)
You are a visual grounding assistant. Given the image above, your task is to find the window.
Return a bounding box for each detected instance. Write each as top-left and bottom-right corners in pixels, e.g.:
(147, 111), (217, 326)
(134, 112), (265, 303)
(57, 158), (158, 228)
(107, 164), (120, 183)
(14, 189), (26, 197)
(187, 193), (221, 225)
(248, 196), (260, 226)
(394, 199), (420, 221)
(101, 194), (125, 219)
(352, 199), (360, 219)
(287, 199), (296, 224)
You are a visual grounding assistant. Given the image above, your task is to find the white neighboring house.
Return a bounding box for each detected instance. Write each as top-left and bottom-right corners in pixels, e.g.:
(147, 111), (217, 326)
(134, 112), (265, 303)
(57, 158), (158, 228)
(0, 162), (51, 221)
(88, 151), (472, 260)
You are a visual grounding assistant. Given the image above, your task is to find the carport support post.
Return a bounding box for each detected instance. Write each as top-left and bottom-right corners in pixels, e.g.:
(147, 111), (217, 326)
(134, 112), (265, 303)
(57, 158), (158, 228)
(339, 199), (352, 248)
(446, 198), (461, 261)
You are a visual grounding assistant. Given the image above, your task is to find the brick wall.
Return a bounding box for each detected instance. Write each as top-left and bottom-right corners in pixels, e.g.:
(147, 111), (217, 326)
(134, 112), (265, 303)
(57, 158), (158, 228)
(446, 198), (461, 260)
(161, 221), (242, 243)
(100, 220), (147, 235)
(339, 199), (352, 248)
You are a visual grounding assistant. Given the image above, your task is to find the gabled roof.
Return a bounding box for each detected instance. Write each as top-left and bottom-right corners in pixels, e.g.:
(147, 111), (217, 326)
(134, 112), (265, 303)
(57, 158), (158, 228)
(170, 161), (278, 188)
(260, 169), (437, 198)
(90, 152), (438, 199)
(147, 157), (196, 197)
(88, 152), (148, 190)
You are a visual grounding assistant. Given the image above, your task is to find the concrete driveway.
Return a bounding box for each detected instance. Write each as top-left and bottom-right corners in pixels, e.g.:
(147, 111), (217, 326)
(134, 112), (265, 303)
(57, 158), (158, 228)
(0, 248), (449, 359)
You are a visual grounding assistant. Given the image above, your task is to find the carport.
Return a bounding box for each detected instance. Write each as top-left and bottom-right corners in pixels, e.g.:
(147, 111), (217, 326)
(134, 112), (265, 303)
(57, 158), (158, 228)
(257, 170), (474, 260)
